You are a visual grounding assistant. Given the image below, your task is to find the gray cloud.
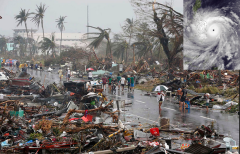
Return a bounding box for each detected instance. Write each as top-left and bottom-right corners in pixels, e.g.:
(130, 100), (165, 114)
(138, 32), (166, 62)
(0, 0), (183, 37)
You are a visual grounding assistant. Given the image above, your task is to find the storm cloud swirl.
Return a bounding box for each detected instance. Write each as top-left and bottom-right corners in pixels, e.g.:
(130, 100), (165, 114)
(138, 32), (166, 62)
(184, 0), (240, 70)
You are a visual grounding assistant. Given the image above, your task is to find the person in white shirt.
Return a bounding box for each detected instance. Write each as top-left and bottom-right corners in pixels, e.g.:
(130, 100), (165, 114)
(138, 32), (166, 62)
(86, 81), (89, 89)
(205, 93), (210, 112)
(157, 91), (165, 113)
(88, 71), (92, 80)
(120, 76), (126, 91)
(86, 81), (92, 91)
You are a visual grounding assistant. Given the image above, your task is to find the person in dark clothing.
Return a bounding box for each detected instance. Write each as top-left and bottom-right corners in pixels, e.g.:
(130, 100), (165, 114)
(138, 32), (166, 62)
(127, 75), (131, 92)
(180, 86), (187, 112)
(117, 74), (121, 90)
(108, 76), (113, 92)
(130, 75), (135, 92)
(102, 76), (107, 91)
(111, 80), (117, 94)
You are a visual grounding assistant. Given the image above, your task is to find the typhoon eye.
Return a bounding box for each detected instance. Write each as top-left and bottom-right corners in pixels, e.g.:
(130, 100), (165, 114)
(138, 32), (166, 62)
(206, 23), (221, 38)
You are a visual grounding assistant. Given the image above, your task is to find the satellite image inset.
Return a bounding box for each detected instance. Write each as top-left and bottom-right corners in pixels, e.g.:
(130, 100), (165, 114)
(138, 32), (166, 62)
(183, 0), (240, 70)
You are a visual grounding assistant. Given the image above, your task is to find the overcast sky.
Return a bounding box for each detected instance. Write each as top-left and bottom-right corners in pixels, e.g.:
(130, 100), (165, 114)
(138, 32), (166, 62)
(0, 0), (183, 38)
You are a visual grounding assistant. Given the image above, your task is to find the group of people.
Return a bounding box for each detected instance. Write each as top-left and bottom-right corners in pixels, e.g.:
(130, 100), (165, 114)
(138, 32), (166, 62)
(58, 67), (71, 82)
(176, 87), (210, 112)
(156, 86), (189, 114)
(101, 74), (135, 93)
(30, 62), (43, 71)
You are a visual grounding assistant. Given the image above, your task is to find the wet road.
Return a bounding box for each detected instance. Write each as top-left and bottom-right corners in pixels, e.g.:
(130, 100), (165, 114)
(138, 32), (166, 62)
(104, 88), (239, 146)
(7, 67), (239, 147)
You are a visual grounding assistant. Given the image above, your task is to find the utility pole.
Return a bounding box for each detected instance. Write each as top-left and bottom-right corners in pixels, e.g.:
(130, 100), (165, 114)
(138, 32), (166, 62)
(87, 5), (89, 39)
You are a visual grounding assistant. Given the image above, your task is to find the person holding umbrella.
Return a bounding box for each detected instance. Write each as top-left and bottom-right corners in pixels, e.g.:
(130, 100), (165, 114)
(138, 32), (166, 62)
(153, 85), (168, 113)
(86, 68), (94, 80)
(88, 70), (92, 80)
(157, 90), (165, 113)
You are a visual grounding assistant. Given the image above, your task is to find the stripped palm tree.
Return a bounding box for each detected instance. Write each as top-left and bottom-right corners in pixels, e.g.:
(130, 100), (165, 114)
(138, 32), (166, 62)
(14, 36), (25, 56)
(31, 3), (48, 38)
(122, 18), (135, 63)
(31, 36), (40, 56)
(56, 16), (67, 54)
(112, 40), (128, 63)
(133, 21), (162, 60)
(15, 9), (32, 53)
(30, 29), (40, 56)
(0, 36), (7, 54)
(86, 26), (112, 60)
(39, 33), (56, 57)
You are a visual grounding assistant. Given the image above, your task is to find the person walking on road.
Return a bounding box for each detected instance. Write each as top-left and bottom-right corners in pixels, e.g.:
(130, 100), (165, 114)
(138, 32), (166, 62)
(16, 61), (20, 71)
(117, 74), (121, 90)
(88, 71), (92, 80)
(102, 76), (107, 91)
(130, 75), (135, 92)
(127, 75), (131, 92)
(108, 76), (113, 92)
(205, 93), (210, 112)
(177, 88), (182, 106)
(13, 60), (16, 68)
(157, 90), (165, 113)
(58, 68), (63, 81)
(180, 86), (187, 112)
(120, 76), (126, 91)
(35, 63), (38, 71)
(39, 62), (43, 71)
(67, 68), (71, 82)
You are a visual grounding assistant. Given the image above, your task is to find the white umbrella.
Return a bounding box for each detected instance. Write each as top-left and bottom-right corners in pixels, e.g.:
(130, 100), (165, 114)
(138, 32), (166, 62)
(152, 85), (168, 92)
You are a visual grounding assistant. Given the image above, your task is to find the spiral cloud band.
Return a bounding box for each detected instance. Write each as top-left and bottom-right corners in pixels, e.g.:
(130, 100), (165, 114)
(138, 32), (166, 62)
(184, 0), (240, 70)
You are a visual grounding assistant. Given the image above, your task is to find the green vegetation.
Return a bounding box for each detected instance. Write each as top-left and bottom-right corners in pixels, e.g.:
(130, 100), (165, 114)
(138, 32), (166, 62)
(193, 0), (201, 13)
(29, 133), (44, 140)
(52, 127), (62, 137)
(135, 83), (154, 92)
(227, 104), (239, 113)
(195, 86), (219, 94)
(188, 84), (195, 90)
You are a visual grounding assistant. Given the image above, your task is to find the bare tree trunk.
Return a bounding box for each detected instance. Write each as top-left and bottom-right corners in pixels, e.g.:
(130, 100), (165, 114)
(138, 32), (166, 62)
(126, 33), (132, 64)
(133, 44), (135, 65)
(24, 21), (29, 56)
(92, 47), (100, 63)
(107, 39), (112, 61)
(60, 30), (62, 55)
(41, 18), (45, 38)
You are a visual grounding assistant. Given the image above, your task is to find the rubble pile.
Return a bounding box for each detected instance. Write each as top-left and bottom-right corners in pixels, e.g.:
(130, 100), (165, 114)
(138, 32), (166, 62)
(0, 67), (239, 153)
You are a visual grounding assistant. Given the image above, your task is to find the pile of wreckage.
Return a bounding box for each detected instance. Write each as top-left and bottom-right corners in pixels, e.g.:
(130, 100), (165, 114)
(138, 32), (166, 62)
(0, 68), (239, 154)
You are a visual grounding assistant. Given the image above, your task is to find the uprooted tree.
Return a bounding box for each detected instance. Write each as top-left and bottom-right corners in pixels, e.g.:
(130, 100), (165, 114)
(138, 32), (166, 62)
(130, 0), (183, 69)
